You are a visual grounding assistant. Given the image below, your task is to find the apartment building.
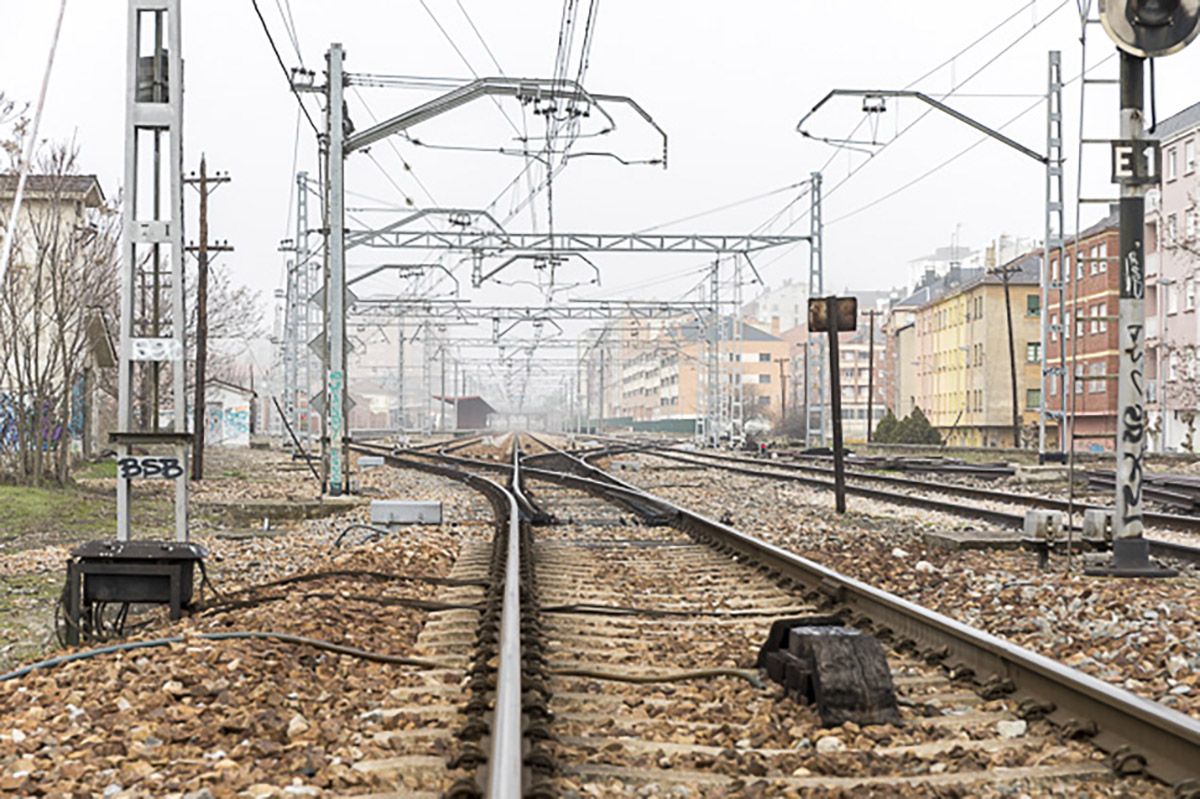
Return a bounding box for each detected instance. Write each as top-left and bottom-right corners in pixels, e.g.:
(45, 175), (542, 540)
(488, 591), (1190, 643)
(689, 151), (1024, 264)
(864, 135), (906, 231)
(1147, 100), (1200, 452)
(1044, 211), (1120, 450)
(912, 255), (1045, 447)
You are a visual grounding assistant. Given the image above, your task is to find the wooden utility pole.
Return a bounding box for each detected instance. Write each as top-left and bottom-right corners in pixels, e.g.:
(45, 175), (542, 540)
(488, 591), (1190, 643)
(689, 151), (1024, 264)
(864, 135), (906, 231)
(184, 156), (232, 480)
(989, 263), (1022, 448)
(865, 309), (879, 443)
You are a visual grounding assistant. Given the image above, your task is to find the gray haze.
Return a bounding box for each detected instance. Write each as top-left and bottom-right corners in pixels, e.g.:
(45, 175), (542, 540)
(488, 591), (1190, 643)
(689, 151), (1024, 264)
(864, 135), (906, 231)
(4, 1), (1199, 336)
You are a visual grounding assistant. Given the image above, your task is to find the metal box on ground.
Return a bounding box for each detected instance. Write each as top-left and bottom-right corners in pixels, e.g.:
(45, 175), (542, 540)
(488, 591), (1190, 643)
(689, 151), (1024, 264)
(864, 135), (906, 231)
(369, 500), (443, 526)
(1082, 508), (1115, 542)
(1023, 509), (1066, 539)
(65, 540), (207, 645)
(358, 455), (385, 470)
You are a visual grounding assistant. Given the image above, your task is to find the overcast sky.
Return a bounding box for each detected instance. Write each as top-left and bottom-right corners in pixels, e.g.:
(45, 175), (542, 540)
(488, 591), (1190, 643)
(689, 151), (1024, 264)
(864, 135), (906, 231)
(4, 0), (1200, 398)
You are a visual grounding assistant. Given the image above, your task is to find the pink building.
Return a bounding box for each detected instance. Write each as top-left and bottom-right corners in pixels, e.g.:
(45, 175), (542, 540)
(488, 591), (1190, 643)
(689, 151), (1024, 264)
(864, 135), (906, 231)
(1146, 100), (1200, 452)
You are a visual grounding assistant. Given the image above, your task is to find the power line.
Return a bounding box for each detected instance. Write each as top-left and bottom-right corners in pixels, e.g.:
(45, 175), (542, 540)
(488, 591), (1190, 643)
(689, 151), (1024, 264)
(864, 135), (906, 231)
(417, 0), (523, 137)
(251, 0), (319, 136)
(350, 86), (439, 206)
(273, 0), (303, 64)
(637, 180), (812, 234)
(454, 0), (506, 74)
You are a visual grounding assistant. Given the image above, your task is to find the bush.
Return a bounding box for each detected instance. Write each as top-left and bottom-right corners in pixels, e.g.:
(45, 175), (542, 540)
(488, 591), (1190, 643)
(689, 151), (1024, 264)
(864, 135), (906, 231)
(896, 406), (943, 446)
(873, 409), (900, 443)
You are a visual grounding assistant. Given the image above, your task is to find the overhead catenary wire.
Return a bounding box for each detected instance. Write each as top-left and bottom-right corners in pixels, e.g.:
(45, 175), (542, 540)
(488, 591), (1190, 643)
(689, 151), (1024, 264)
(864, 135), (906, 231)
(251, 0), (319, 136)
(416, 0), (523, 137)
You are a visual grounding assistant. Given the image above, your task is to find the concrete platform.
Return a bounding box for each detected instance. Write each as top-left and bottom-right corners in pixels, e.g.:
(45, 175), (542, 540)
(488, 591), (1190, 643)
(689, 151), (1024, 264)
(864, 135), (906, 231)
(922, 527), (1025, 551)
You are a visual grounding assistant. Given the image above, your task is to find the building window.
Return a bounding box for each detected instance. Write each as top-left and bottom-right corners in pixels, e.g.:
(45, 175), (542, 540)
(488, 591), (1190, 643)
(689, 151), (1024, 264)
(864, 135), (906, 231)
(1168, 214), (1179, 244)
(1098, 242), (1108, 272)
(1076, 313), (1085, 337)
(1064, 252), (1072, 281)
(1076, 251), (1084, 279)
(1051, 256), (1060, 282)
(1026, 293), (1040, 316)
(1090, 303), (1107, 334)
(757, 395), (770, 406)
(758, 374), (771, 384)
(1187, 278), (1197, 312)
(1026, 342), (1041, 362)
(1026, 388), (1042, 409)
(1049, 377), (1058, 396)
(1074, 365), (1084, 394)
(1050, 312), (1059, 342)
(1169, 351), (1179, 381)
(1188, 209), (1198, 241)
(1090, 245), (1100, 275)
(1168, 147), (1178, 181)
(759, 352), (771, 362)
(1089, 362), (1107, 393)
(1187, 139), (1197, 174)
(1169, 283), (1180, 314)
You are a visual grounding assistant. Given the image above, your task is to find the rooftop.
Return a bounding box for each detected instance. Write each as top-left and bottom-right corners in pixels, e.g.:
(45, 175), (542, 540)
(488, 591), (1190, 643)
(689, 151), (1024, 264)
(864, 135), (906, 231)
(1152, 99), (1200, 143)
(0, 174), (105, 207)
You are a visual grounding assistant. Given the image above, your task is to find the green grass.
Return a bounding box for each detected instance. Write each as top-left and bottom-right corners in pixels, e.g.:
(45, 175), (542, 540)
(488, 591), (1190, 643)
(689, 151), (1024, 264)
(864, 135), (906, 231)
(0, 484), (181, 545)
(76, 460), (118, 480)
(0, 571), (65, 670)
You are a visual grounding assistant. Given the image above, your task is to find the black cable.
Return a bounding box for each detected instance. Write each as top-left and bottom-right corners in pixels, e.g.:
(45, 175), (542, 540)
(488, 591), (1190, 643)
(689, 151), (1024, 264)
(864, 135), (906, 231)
(250, 0), (319, 136)
(1149, 58), (1158, 134)
(0, 631), (444, 682)
(200, 591), (485, 616)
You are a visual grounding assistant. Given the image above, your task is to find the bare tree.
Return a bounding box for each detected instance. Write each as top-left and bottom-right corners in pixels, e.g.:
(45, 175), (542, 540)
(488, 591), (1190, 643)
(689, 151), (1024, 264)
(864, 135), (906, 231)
(0, 134), (120, 484)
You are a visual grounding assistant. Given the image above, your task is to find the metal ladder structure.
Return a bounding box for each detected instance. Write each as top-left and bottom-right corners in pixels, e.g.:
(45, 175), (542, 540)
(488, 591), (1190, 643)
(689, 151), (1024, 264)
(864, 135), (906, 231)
(1042, 50), (1068, 458)
(114, 0), (188, 542)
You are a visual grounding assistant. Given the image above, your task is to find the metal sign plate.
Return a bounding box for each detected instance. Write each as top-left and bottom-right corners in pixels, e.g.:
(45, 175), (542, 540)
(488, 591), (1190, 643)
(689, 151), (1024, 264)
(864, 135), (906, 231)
(1111, 139), (1161, 186)
(808, 297), (858, 333)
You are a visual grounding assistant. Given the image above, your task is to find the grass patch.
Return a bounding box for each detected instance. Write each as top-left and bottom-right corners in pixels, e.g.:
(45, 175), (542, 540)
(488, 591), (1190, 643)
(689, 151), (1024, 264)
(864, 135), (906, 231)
(0, 484), (183, 547)
(76, 460), (118, 480)
(0, 571), (63, 670)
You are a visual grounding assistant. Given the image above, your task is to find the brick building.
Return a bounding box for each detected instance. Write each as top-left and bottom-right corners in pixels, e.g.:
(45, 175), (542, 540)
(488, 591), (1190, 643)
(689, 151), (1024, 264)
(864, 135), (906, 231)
(1045, 211), (1120, 451)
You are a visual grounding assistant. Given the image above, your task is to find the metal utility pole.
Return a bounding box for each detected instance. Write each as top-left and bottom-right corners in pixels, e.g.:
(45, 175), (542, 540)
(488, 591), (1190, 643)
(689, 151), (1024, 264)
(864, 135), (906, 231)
(810, 172), (826, 447)
(707, 260), (721, 447)
(396, 314), (405, 431)
(1043, 51), (1067, 459)
(184, 156), (232, 480)
(866, 309), (878, 443)
(1091, 0), (1199, 577)
(324, 43), (349, 495)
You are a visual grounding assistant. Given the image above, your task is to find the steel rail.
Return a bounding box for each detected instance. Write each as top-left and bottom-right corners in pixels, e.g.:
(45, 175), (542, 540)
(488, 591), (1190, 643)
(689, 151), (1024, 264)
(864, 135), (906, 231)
(512, 442), (1200, 787)
(348, 443), (524, 796)
(610, 443), (1200, 565)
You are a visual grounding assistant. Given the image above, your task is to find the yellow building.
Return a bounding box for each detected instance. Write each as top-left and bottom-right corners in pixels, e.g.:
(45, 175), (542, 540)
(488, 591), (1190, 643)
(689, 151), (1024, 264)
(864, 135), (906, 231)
(912, 254), (1047, 447)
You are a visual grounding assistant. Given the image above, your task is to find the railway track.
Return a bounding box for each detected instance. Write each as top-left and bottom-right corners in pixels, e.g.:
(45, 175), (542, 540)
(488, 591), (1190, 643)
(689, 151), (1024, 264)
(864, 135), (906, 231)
(588, 438), (1200, 567)
(356, 433), (1200, 794)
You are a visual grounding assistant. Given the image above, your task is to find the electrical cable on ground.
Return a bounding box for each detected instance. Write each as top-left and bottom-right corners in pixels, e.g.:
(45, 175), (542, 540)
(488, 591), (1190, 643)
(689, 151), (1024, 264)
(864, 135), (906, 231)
(1, 631), (445, 682)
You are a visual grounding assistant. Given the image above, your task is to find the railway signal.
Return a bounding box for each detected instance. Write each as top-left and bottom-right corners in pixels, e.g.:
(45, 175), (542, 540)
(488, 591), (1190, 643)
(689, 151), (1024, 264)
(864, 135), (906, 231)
(809, 296), (857, 514)
(1090, 0), (1200, 577)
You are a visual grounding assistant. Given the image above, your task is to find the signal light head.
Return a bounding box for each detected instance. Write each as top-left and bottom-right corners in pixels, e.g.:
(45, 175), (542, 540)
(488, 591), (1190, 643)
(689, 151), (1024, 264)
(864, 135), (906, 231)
(1129, 0), (1180, 26)
(1101, 0), (1200, 56)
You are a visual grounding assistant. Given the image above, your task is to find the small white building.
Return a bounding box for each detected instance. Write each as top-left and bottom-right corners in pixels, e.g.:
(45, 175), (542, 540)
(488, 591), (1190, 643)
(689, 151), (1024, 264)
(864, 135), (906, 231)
(204, 379), (256, 447)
